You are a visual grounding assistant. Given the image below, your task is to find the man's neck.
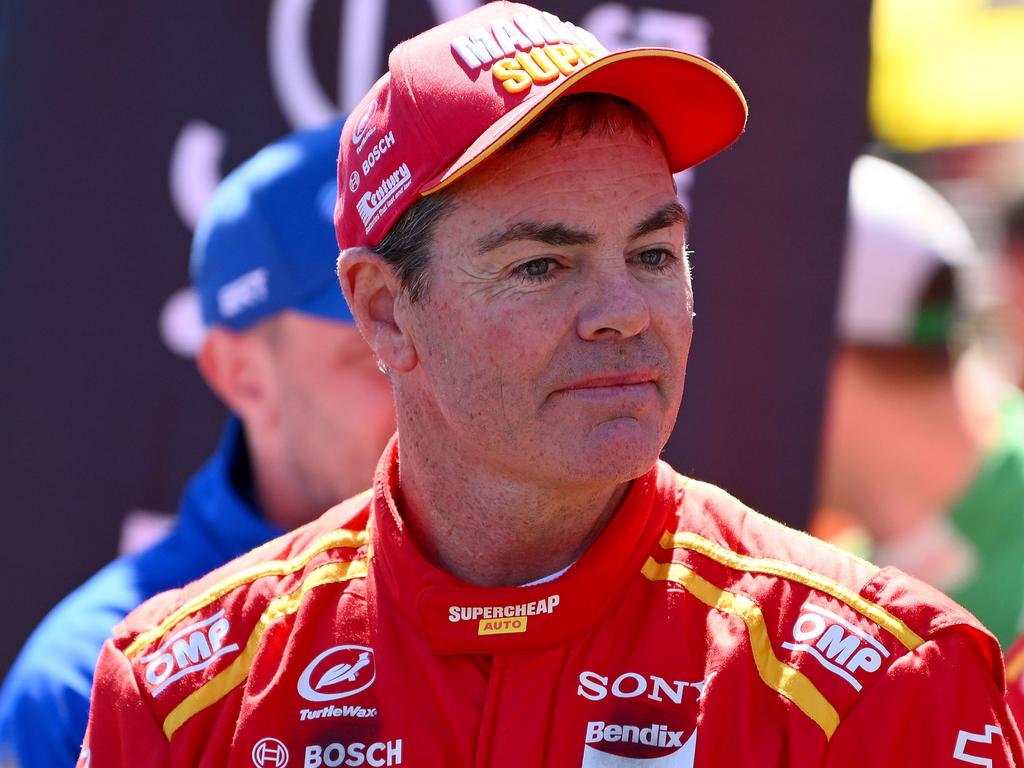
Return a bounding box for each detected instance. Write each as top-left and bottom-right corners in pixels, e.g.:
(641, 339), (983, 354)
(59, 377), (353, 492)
(244, 432), (321, 532)
(394, 442), (630, 587)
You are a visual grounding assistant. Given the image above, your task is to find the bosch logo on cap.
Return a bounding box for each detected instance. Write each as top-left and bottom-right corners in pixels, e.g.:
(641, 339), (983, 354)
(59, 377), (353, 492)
(352, 101), (378, 153)
(252, 737), (290, 767)
(348, 171), (360, 193)
(298, 645), (376, 702)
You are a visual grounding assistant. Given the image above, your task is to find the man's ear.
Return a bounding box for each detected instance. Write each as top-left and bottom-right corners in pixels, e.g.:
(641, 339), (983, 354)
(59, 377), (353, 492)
(337, 248), (418, 373)
(196, 327), (275, 421)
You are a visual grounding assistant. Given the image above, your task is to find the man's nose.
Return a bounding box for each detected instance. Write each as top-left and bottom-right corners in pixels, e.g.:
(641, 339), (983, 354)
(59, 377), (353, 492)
(575, 264), (652, 340)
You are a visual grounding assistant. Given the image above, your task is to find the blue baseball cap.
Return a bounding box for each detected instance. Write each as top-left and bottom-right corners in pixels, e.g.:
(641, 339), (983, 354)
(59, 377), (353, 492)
(191, 118), (353, 331)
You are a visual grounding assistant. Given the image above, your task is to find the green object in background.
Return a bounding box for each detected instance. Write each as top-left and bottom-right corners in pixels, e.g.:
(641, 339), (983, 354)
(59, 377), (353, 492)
(948, 390), (1024, 648)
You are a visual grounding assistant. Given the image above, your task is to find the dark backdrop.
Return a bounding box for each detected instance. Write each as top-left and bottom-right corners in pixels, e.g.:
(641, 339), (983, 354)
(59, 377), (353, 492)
(0, 1), (870, 674)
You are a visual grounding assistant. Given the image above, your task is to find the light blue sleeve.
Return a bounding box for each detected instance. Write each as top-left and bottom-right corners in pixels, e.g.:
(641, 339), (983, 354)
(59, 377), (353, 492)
(0, 630), (94, 768)
(0, 560), (149, 768)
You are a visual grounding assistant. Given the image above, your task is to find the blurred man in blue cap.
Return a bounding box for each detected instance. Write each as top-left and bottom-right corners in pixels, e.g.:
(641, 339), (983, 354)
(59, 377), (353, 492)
(0, 119), (396, 767)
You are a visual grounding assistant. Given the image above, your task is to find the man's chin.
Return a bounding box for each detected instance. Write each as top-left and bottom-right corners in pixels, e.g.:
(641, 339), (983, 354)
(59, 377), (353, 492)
(558, 423), (664, 485)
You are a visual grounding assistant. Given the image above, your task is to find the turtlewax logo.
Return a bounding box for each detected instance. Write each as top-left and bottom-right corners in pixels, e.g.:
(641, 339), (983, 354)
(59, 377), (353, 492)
(297, 645), (376, 702)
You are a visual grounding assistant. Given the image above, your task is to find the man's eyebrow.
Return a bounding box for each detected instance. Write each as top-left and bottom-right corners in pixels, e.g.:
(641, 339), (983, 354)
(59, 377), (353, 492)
(629, 201), (689, 241)
(475, 221), (597, 253)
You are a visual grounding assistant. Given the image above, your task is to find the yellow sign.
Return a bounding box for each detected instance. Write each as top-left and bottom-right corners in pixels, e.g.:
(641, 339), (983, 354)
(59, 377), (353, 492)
(871, 0), (1024, 149)
(479, 617), (529, 635)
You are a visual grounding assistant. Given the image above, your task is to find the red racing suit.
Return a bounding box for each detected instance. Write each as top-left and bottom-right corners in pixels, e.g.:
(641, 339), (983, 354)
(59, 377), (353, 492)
(1008, 635), (1024, 733)
(80, 443), (1024, 767)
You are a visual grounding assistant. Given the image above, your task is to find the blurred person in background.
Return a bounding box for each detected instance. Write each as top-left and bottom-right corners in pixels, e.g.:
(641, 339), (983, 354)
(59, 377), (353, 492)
(0, 119), (396, 767)
(998, 196), (1024, 389)
(815, 154), (1024, 648)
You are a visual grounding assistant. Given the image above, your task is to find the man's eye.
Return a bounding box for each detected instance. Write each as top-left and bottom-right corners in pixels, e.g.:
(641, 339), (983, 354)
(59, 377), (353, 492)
(511, 258), (557, 282)
(636, 249), (674, 269)
(523, 259), (552, 276)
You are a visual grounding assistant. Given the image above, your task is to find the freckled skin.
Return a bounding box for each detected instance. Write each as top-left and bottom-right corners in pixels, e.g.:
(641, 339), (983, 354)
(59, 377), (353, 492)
(362, 128), (694, 585)
(399, 131), (692, 486)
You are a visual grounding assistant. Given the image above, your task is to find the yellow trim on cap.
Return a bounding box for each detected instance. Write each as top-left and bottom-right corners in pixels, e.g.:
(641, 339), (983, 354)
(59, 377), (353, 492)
(1007, 644), (1024, 684)
(660, 531), (924, 651)
(642, 557), (840, 739)
(161, 558), (368, 740)
(126, 528), (368, 659)
(420, 48), (746, 196)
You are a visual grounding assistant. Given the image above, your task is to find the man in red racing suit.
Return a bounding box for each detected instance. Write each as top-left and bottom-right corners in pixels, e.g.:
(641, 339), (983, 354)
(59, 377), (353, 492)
(81, 446), (1022, 766)
(80, 2), (1024, 765)
(1008, 635), (1024, 734)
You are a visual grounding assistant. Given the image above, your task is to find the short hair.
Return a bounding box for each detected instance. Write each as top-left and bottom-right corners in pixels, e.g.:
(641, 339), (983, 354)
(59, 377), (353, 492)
(372, 94), (663, 301)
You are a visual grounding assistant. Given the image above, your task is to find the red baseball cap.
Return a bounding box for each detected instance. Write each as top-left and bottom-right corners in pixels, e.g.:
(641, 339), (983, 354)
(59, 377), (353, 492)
(335, 1), (747, 250)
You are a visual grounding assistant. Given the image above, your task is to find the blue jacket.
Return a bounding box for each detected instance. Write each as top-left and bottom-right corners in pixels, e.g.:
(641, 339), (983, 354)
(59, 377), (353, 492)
(0, 419), (281, 766)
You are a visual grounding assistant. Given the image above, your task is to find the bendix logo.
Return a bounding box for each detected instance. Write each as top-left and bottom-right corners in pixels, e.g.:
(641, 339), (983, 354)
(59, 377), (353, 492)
(298, 645), (376, 702)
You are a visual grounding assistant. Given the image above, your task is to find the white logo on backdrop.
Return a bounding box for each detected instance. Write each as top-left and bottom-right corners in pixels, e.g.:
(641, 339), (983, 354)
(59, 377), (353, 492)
(583, 4), (709, 207)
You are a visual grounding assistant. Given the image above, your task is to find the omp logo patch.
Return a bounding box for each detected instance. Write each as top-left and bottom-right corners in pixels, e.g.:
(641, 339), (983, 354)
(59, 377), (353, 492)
(449, 10), (607, 95)
(577, 671), (708, 705)
(356, 163), (412, 233)
(141, 610), (239, 696)
(448, 594), (560, 635)
(781, 604), (888, 691)
(304, 739), (403, 767)
(297, 645), (376, 702)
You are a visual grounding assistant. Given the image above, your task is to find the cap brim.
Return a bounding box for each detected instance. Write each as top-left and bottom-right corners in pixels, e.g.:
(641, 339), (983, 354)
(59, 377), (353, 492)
(421, 48), (747, 195)
(293, 281), (355, 324)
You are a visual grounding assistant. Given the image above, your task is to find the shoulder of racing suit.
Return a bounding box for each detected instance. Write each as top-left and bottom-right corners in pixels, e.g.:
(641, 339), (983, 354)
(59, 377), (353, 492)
(642, 469), (1006, 740)
(1007, 634), (1024, 726)
(101, 489), (373, 741)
